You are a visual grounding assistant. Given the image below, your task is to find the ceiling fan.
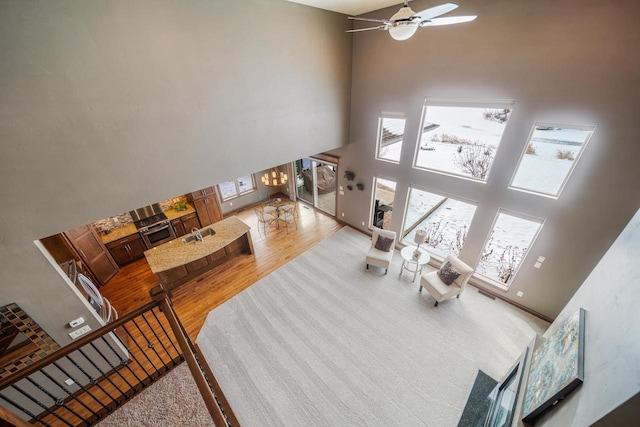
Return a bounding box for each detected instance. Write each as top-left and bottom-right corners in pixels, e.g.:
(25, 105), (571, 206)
(346, 1), (477, 41)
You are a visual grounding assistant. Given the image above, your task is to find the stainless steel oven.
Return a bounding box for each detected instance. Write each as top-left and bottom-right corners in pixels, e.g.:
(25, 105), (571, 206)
(139, 221), (176, 249)
(130, 203), (177, 249)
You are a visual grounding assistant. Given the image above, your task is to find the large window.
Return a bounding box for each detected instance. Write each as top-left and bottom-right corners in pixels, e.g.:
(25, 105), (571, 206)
(509, 123), (594, 197)
(402, 187), (477, 258)
(476, 211), (543, 289)
(371, 177), (396, 229)
(414, 100), (514, 181)
(376, 116), (406, 163)
(217, 175), (256, 202)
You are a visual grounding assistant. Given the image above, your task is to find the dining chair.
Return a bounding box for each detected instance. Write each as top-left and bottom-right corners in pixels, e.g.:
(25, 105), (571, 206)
(280, 210), (297, 234)
(254, 208), (275, 235)
(281, 203), (296, 217)
(263, 201), (277, 216)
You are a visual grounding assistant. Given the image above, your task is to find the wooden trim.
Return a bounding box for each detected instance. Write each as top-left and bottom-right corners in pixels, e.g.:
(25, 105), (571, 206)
(0, 405), (31, 427)
(150, 286), (228, 427)
(310, 153), (339, 164)
(194, 343), (240, 427)
(467, 283), (553, 323)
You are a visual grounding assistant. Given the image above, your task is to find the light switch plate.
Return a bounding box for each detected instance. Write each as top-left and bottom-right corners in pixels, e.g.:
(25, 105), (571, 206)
(69, 325), (92, 339)
(537, 256), (546, 263)
(534, 261), (542, 269)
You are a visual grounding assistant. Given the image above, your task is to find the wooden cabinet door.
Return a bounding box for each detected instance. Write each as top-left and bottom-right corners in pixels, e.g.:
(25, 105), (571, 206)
(171, 218), (187, 238)
(193, 198), (210, 226)
(189, 186), (216, 200)
(64, 225), (119, 286)
(181, 213), (201, 232)
(127, 237), (146, 259)
(106, 234), (146, 266)
(196, 193), (223, 227)
(108, 244), (132, 266)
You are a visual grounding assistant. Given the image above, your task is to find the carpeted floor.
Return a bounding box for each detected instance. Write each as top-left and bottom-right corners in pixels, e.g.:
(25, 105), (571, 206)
(96, 362), (213, 426)
(195, 226), (549, 426)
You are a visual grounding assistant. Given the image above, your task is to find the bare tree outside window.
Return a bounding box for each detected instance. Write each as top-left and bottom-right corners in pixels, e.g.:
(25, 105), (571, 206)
(453, 144), (495, 179)
(415, 103), (513, 181)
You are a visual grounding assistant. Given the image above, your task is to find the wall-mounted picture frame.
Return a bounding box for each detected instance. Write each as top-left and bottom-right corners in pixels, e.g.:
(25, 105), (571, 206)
(522, 308), (585, 423)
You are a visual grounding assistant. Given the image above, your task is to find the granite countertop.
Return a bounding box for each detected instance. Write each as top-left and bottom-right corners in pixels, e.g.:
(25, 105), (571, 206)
(99, 203), (196, 245)
(164, 204), (196, 221)
(144, 216), (251, 274)
(100, 223), (139, 244)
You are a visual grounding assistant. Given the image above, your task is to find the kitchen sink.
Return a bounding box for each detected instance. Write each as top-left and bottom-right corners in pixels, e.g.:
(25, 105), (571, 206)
(181, 227), (216, 244)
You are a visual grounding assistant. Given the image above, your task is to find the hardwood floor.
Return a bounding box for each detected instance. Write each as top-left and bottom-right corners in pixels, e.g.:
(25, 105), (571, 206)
(100, 201), (344, 340)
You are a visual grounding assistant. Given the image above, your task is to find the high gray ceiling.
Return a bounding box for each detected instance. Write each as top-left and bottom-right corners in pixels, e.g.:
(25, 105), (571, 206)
(287, 0), (401, 16)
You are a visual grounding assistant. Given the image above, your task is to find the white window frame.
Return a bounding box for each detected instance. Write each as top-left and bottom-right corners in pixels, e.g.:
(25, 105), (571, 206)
(399, 184), (478, 262)
(473, 209), (545, 291)
(508, 122), (595, 199)
(375, 113), (406, 164)
(412, 98), (515, 183)
(217, 175), (257, 202)
(369, 176), (397, 229)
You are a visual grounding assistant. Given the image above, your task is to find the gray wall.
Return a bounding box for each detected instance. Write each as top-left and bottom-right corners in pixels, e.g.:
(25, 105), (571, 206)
(336, 0), (640, 319)
(218, 164), (293, 215)
(533, 207), (640, 426)
(0, 0), (351, 345)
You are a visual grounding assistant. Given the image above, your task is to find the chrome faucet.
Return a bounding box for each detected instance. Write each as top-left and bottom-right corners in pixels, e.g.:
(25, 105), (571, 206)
(191, 227), (203, 243)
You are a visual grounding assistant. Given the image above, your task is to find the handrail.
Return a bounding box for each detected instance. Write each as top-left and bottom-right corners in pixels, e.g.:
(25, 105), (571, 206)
(0, 405), (31, 427)
(1, 285), (236, 426)
(0, 300), (158, 390)
(150, 286), (230, 427)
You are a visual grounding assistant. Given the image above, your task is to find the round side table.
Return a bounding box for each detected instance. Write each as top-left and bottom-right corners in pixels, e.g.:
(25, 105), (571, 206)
(400, 246), (431, 282)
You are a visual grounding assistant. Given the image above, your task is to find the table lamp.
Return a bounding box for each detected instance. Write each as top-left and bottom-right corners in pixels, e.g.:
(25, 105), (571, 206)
(413, 229), (427, 259)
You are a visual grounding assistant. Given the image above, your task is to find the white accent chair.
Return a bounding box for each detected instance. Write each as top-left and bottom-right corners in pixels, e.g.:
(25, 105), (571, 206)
(365, 228), (397, 274)
(419, 253), (474, 306)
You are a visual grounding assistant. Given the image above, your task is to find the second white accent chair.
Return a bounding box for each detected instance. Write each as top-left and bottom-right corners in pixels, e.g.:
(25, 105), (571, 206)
(419, 253), (474, 306)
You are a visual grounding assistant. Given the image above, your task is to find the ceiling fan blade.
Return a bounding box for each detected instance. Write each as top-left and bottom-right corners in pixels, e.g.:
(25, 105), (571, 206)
(348, 16), (391, 25)
(346, 25), (388, 33)
(420, 15), (477, 26)
(414, 2), (459, 20)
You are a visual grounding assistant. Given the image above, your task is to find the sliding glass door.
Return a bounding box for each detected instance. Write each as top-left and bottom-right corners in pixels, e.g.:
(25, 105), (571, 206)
(294, 158), (336, 216)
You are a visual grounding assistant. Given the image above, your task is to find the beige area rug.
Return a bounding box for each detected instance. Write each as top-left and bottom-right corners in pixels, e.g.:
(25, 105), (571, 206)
(196, 226), (550, 427)
(96, 362), (213, 426)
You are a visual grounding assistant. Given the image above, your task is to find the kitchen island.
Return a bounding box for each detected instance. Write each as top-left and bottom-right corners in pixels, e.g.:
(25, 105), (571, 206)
(144, 216), (253, 292)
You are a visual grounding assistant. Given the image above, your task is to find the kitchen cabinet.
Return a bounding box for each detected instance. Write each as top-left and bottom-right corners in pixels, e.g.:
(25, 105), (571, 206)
(105, 233), (146, 266)
(170, 212), (201, 238)
(189, 186), (216, 200)
(64, 225), (119, 286)
(188, 186), (223, 227)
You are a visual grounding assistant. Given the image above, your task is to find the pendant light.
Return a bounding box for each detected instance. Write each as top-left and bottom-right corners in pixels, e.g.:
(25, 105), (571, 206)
(261, 168), (288, 187)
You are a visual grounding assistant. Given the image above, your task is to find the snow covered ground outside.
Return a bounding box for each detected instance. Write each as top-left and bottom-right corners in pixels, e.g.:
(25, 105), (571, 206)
(403, 192), (477, 259)
(378, 114), (588, 286)
(511, 127), (588, 195)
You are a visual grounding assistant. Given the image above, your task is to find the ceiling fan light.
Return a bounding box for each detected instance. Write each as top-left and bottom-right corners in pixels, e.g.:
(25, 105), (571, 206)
(389, 24), (417, 41)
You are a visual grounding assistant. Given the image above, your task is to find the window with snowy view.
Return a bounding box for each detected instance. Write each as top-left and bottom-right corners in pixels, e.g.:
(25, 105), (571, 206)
(376, 116), (405, 163)
(402, 187), (477, 259)
(476, 211), (543, 289)
(509, 123), (594, 197)
(217, 175), (256, 202)
(414, 101), (513, 181)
